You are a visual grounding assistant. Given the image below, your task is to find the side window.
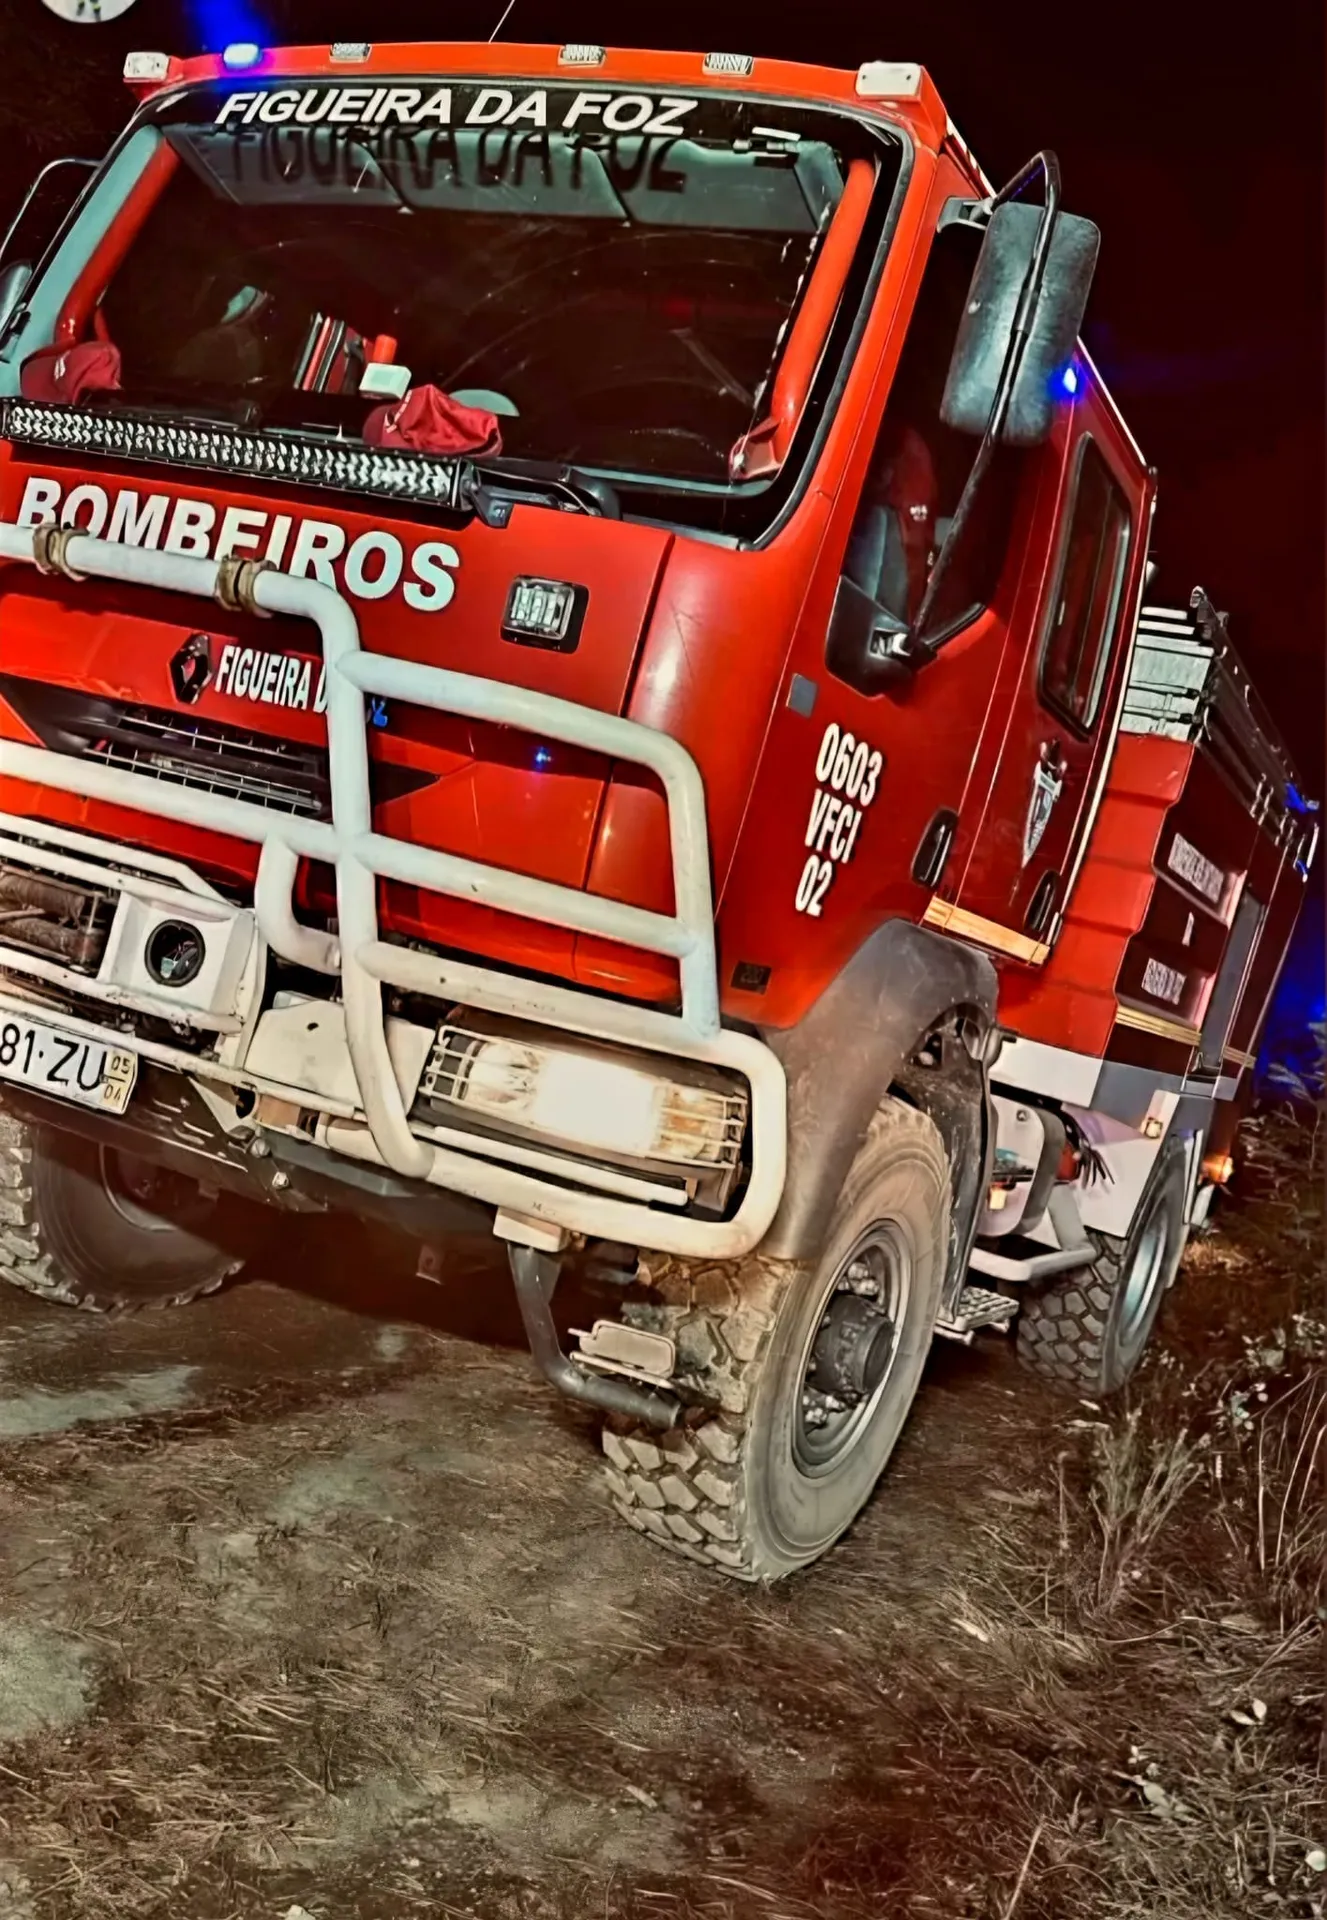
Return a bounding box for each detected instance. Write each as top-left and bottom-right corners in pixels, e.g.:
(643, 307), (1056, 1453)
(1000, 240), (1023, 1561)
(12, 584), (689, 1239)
(1039, 437), (1131, 731)
(841, 217), (1031, 639)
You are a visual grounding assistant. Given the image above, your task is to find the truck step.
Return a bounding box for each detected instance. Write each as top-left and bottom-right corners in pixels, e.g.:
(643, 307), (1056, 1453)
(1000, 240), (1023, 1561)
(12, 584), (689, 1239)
(572, 1319), (678, 1386)
(935, 1285), (1020, 1343)
(969, 1240), (1094, 1284)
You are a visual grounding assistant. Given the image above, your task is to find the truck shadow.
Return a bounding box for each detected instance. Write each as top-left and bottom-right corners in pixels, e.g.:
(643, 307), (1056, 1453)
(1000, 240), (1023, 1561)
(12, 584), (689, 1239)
(245, 1208), (989, 1397)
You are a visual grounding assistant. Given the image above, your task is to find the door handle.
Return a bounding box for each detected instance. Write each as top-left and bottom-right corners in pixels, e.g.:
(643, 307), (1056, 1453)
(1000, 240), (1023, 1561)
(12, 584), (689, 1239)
(1039, 738), (1067, 779)
(1024, 740), (1067, 867)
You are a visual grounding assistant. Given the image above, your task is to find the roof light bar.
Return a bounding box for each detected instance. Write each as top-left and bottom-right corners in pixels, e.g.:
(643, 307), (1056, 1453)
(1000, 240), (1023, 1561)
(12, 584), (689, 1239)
(330, 42), (373, 63)
(855, 62), (923, 99)
(0, 402), (470, 514)
(704, 52), (755, 76)
(558, 44), (606, 66)
(221, 42), (264, 71)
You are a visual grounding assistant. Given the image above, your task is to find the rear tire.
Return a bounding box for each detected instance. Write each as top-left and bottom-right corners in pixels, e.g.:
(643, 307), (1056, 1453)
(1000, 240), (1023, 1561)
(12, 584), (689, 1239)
(0, 1111), (245, 1313)
(602, 1100), (950, 1581)
(1016, 1131), (1190, 1395)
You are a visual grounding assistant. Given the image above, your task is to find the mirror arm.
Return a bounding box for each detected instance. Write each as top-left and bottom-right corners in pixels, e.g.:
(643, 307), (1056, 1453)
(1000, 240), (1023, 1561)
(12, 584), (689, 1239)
(991, 150), (1064, 409)
(905, 150), (1064, 659)
(0, 156), (98, 268)
(898, 434), (999, 667)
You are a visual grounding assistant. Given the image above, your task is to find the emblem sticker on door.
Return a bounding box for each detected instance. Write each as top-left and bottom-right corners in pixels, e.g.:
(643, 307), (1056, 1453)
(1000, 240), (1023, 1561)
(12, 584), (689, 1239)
(1022, 740), (1066, 867)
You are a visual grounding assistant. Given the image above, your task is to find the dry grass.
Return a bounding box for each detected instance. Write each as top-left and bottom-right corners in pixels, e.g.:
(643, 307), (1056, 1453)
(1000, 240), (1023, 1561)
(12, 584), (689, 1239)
(868, 1106), (1326, 1920)
(1086, 1412), (1205, 1612)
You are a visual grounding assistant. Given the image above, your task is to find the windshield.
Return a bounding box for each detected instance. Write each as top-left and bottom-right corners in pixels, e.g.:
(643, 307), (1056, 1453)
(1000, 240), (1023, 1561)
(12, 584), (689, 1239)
(3, 79), (900, 526)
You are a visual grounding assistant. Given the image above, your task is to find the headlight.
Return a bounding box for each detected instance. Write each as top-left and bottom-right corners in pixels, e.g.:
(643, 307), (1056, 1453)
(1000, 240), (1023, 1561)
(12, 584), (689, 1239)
(423, 1028), (746, 1170)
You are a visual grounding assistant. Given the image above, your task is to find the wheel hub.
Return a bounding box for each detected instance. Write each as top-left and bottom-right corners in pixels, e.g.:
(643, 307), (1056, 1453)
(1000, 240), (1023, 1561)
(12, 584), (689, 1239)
(794, 1229), (910, 1467)
(1113, 1196), (1174, 1370)
(808, 1292), (895, 1403)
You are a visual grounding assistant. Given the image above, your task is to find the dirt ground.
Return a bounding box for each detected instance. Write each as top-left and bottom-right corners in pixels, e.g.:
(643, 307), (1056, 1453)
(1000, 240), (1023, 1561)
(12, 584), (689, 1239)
(0, 1118), (1321, 1920)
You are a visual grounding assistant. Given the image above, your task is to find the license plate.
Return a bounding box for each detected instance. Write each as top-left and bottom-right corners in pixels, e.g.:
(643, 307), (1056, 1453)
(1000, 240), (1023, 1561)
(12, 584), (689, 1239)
(0, 1016), (137, 1115)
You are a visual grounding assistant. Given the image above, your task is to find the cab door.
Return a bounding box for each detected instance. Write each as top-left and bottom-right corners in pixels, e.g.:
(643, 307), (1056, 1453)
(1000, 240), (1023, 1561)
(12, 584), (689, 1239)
(945, 413), (1152, 954)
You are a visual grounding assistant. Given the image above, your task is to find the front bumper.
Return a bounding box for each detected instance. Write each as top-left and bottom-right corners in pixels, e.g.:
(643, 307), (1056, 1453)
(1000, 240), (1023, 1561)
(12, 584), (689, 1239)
(0, 524), (786, 1258)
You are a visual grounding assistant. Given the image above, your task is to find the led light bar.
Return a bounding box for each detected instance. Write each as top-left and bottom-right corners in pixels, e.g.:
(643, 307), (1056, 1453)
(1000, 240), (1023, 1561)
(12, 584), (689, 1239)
(0, 401), (470, 513)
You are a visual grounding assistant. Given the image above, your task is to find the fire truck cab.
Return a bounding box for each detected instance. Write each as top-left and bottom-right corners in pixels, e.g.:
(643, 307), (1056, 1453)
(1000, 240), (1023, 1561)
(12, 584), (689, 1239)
(0, 41), (1312, 1579)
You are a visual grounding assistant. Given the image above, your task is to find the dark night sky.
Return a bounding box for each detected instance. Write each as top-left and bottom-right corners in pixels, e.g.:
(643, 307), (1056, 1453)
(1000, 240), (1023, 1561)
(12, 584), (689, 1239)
(1, 0), (1323, 785)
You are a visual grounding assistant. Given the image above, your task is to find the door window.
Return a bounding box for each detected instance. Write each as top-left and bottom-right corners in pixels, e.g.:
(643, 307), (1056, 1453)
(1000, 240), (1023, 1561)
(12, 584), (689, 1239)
(840, 218), (1032, 639)
(1039, 437), (1131, 730)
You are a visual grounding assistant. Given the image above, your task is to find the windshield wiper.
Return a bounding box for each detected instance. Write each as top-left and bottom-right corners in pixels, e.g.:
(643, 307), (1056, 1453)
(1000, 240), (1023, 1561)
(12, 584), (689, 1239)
(469, 458), (621, 526)
(87, 385), (265, 429)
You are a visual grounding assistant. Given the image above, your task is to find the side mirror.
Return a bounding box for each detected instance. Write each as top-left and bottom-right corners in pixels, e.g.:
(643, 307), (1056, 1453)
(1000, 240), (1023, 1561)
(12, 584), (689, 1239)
(0, 263), (33, 339)
(940, 199), (1100, 446)
(0, 157), (98, 352)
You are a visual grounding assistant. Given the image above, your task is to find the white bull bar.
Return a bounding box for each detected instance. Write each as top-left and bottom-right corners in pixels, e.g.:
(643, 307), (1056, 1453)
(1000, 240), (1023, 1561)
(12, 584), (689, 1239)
(0, 524), (787, 1258)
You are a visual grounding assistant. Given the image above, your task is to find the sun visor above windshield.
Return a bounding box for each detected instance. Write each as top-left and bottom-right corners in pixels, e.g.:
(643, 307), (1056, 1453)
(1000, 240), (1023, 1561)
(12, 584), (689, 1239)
(165, 124), (844, 232)
(170, 128), (400, 208)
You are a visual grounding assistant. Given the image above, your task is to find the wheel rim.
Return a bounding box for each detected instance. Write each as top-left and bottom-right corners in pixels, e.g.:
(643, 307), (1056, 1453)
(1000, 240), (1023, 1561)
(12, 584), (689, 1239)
(98, 1147), (199, 1235)
(1113, 1199), (1170, 1369)
(793, 1223), (911, 1476)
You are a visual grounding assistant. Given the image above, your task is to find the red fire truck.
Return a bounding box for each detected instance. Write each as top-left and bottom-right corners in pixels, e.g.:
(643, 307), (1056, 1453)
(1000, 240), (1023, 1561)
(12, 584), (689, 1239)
(0, 41), (1312, 1578)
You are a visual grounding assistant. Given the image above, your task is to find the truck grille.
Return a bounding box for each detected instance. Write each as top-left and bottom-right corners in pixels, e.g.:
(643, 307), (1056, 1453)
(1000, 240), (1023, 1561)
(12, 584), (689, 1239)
(89, 706), (329, 817)
(0, 679), (433, 822)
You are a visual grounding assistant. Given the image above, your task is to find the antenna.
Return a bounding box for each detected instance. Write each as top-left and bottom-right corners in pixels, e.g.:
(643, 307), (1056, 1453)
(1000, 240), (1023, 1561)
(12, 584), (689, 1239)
(489, 0), (516, 38)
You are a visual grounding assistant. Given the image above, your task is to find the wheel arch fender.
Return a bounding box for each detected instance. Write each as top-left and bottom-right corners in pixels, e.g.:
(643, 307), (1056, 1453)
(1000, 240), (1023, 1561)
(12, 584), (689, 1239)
(758, 920), (999, 1271)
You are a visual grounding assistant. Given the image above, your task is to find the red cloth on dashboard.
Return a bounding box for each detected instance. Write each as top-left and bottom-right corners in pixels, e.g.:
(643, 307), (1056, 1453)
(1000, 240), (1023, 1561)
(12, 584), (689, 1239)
(363, 384), (502, 457)
(20, 342), (122, 404)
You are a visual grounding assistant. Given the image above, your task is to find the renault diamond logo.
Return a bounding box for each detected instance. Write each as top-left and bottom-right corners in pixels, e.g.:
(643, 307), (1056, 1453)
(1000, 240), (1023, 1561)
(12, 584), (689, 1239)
(171, 633), (213, 706)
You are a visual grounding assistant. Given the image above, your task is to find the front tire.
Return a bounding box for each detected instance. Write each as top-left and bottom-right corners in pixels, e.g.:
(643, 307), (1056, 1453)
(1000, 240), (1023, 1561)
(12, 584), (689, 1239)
(0, 1112), (245, 1313)
(1016, 1131), (1190, 1394)
(603, 1100), (950, 1581)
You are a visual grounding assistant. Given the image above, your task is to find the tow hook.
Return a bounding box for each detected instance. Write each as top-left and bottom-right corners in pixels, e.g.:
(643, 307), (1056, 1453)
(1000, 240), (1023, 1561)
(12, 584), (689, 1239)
(507, 1245), (680, 1431)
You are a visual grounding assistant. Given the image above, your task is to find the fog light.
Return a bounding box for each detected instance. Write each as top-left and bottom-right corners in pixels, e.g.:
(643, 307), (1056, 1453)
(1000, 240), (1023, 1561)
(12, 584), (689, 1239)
(145, 920), (205, 988)
(530, 1051), (662, 1157)
(428, 1030), (745, 1169)
(502, 578), (584, 652)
